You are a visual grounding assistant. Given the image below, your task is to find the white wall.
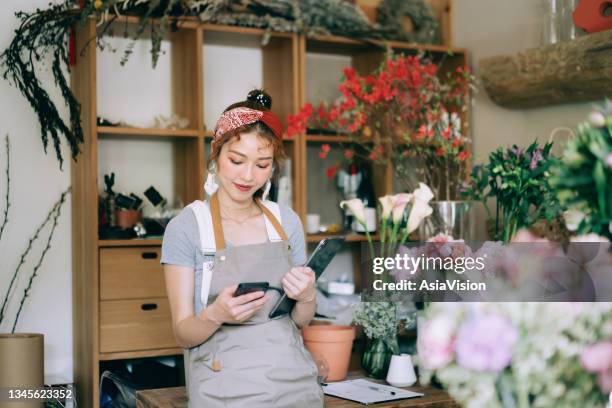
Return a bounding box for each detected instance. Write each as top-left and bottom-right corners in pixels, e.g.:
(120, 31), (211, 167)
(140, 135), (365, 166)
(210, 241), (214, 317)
(0, 0), (73, 384)
(453, 0), (592, 164)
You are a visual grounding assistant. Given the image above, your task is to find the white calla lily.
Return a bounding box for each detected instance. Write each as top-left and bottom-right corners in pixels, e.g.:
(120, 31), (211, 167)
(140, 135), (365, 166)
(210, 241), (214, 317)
(406, 183), (434, 234)
(340, 198), (366, 225)
(379, 195), (396, 220)
(391, 193), (413, 224)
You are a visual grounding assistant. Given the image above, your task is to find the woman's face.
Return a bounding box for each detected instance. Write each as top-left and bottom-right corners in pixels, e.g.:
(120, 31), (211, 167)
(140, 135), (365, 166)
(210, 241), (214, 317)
(216, 131), (274, 202)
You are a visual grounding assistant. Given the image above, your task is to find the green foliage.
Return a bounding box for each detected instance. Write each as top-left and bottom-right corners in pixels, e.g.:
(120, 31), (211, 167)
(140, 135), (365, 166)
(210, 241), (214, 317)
(462, 141), (561, 242)
(550, 103), (612, 240)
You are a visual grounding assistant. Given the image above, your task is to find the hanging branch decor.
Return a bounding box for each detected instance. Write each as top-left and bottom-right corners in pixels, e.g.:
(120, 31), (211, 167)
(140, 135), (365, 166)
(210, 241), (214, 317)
(0, 134), (71, 332)
(1, 0), (440, 168)
(0, 0), (199, 169)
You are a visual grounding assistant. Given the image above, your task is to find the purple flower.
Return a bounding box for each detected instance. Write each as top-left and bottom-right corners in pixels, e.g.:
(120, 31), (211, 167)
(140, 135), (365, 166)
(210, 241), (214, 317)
(530, 148), (543, 170)
(455, 314), (517, 372)
(510, 145), (524, 158)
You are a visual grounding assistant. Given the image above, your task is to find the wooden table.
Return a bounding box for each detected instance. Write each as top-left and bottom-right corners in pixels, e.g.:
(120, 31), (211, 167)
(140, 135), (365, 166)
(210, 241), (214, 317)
(136, 371), (458, 408)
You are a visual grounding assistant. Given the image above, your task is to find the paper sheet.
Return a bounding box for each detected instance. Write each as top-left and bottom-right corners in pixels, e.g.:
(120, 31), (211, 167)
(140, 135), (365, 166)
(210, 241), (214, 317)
(322, 379), (424, 405)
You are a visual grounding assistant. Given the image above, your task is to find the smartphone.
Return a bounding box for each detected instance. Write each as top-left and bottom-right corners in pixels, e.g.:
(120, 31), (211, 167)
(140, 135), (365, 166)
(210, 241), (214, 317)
(234, 282), (270, 297)
(268, 237), (345, 319)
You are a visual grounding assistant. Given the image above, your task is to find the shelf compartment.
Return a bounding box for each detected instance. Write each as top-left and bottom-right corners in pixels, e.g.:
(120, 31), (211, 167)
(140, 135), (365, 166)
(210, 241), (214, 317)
(202, 29), (299, 134)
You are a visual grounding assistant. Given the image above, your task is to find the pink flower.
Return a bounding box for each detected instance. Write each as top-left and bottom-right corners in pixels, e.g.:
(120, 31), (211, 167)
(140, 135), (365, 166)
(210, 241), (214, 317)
(418, 315), (456, 370)
(581, 341), (612, 393)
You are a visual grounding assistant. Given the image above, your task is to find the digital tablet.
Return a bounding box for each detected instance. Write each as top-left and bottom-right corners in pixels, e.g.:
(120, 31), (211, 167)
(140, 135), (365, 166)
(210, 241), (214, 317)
(269, 237), (345, 318)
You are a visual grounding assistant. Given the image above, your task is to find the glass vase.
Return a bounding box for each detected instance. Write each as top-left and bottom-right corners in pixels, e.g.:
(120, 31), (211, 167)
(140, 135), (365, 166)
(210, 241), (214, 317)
(361, 336), (400, 379)
(418, 200), (475, 240)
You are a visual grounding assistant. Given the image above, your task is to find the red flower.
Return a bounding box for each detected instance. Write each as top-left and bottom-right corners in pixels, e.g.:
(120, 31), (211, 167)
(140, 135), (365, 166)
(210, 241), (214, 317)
(344, 149), (354, 159)
(452, 138), (462, 148)
(369, 151), (378, 161)
(436, 147), (445, 157)
(326, 165), (339, 179)
(458, 151), (470, 161)
(321, 144), (331, 153)
(319, 151), (328, 159)
(442, 127), (452, 140)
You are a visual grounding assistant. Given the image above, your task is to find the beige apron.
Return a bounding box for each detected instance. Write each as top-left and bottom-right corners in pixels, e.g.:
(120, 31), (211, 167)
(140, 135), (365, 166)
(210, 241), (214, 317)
(187, 193), (324, 407)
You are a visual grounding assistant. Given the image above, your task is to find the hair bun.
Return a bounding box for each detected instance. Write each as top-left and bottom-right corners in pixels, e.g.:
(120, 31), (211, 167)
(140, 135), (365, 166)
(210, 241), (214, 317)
(247, 89), (272, 110)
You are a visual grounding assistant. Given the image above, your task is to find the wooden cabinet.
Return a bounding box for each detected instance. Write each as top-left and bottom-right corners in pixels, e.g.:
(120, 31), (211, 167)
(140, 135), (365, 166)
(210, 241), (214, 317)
(71, 12), (466, 408)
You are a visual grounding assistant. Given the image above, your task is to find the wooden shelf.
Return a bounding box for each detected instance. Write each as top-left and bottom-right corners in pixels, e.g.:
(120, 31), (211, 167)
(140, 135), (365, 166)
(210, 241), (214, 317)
(97, 126), (199, 138)
(201, 23), (294, 39)
(72, 12), (463, 407)
(99, 347), (183, 361)
(98, 239), (163, 248)
(306, 33), (463, 55)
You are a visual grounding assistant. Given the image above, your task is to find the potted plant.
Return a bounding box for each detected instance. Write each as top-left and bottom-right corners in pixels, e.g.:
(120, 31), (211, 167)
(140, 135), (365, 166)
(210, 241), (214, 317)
(461, 140), (561, 242)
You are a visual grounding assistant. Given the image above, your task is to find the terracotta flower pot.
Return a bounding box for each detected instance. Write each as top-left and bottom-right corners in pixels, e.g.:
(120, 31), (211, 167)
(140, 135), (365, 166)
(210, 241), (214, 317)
(115, 209), (141, 229)
(302, 325), (355, 382)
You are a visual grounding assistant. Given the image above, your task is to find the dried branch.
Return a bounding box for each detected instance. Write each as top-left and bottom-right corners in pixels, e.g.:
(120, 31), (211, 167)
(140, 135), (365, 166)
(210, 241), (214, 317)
(0, 135), (9, 242)
(12, 187), (70, 332)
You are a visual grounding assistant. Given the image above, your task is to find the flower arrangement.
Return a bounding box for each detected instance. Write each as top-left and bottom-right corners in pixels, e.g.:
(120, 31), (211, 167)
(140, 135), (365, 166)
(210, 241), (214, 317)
(341, 185), (433, 378)
(550, 102), (612, 240)
(418, 302), (612, 408)
(286, 53), (476, 200)
(461, 141), (561, 242)
(340, 183), (434, 274)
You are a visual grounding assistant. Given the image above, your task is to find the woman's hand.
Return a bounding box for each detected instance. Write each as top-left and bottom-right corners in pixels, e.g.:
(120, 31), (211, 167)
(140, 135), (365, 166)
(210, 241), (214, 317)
(282, 266), (316, 304)
(202, 284), (268, 325)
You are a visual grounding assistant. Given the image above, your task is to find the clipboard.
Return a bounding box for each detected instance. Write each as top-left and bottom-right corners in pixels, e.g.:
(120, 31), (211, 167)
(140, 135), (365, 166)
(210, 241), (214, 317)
(322, 379), (424, 405)
(268, 237), (344, 318)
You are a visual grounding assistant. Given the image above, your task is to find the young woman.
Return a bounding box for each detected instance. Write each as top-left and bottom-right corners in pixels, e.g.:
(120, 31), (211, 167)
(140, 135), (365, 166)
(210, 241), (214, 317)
(161, 90), (324, 407)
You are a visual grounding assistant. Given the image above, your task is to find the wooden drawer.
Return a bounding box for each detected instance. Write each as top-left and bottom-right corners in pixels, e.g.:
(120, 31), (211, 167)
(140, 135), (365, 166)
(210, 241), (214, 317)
(100, 298), (177, 353)
(100, 247), (166, 300)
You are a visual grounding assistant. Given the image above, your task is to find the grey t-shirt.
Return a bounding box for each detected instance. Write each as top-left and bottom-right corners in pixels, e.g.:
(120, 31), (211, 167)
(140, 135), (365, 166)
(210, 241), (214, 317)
(161, 203), (306, 315)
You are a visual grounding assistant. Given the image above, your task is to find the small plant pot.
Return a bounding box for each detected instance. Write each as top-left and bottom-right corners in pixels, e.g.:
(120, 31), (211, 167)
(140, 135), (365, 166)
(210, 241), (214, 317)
(115, 209), (141, 229)
(302, 325), (355, 382)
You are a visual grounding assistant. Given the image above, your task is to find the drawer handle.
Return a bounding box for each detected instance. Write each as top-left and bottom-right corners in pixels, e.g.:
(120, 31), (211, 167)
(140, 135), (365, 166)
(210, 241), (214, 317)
(141, 303), (158, 311)
(141, 252), (158, 259)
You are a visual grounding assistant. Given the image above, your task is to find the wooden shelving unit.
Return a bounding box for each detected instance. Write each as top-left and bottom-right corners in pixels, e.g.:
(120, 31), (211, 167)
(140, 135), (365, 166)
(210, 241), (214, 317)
(71, 12), (466, 408)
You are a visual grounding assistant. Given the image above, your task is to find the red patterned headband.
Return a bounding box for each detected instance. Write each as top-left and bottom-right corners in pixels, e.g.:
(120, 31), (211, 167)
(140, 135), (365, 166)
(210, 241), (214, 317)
(213, 107), (283, 142)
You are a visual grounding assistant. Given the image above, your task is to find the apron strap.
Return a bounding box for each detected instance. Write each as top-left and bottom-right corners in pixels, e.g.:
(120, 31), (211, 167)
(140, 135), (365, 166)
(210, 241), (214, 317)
(209, 193), (226, 251)
(256, 199), (289, 242)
